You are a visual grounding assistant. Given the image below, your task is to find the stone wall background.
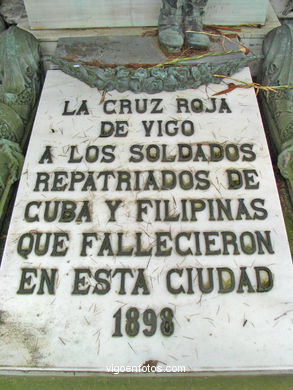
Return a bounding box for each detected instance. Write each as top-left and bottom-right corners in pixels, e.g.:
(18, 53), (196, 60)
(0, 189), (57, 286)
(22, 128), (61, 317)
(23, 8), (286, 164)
(0, 0), (291, 28)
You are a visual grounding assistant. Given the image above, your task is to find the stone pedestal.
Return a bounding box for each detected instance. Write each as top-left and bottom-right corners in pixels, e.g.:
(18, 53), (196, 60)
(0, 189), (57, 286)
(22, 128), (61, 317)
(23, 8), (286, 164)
(17, 3), (280, 76)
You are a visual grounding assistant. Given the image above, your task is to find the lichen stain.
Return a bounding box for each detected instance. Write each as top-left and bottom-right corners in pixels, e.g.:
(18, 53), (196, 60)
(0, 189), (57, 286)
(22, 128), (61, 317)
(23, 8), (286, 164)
(0, 310), (47, 367)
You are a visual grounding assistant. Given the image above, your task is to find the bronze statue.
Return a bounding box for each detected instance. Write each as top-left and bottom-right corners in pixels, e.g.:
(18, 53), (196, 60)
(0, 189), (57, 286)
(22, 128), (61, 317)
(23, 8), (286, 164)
(158, 0), (210, 53)
(260, 24), (293, 201)
(0, 16), (5, 33)
(283, 0), (293, 16)
(0, 26), (41, 223)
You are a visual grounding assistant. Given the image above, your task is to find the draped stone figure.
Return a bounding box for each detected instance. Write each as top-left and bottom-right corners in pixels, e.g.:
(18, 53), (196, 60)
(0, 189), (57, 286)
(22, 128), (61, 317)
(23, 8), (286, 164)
(260, 24), (293, 201)
(0, 26), (41, 222)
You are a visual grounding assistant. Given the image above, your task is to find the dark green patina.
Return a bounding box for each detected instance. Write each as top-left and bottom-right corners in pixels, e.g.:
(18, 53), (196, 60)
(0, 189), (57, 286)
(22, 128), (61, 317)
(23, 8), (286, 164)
(51, 55), (257, 94)
(158, 0), (210, 53)
(0, 26), (41, 224)
(260, 24), (293, 203)
(0, 16), (5, 33)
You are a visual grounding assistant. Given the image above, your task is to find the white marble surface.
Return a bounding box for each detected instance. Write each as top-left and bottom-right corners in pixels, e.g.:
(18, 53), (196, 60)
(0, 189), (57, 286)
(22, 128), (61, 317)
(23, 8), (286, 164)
(0, 68), (292, 374)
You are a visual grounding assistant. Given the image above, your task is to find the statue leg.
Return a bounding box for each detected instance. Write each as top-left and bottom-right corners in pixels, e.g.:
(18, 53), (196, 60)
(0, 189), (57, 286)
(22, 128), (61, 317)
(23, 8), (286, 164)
(183, 0), (210, 49)
(158, 0), (184, 53)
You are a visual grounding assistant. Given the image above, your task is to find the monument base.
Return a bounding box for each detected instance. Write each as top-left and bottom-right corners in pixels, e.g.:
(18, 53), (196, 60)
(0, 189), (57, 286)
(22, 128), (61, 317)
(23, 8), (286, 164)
(17, 2), (280, 75)
(0, 68), (292, 375)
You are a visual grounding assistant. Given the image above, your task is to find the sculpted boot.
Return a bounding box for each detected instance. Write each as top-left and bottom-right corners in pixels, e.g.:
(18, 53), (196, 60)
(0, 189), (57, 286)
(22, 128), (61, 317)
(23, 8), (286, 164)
(158, 0), (184, 53)
(183, 0), (210, 49)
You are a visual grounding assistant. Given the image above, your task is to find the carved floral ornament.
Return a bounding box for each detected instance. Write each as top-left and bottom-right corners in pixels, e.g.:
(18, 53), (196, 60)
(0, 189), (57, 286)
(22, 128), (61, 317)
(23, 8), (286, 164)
(51, 55), (257, 94)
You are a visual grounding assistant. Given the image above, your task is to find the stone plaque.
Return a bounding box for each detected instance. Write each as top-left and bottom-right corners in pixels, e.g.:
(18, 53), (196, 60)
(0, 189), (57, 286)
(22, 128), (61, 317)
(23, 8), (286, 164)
(0, 68), (292, 374)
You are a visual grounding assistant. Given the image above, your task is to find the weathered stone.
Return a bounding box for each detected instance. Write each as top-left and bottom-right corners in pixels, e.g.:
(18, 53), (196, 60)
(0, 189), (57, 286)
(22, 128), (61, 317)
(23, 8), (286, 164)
(56, 36), (167, 66)
(55, 35), (244, 67)
(0, 0), (27, 25)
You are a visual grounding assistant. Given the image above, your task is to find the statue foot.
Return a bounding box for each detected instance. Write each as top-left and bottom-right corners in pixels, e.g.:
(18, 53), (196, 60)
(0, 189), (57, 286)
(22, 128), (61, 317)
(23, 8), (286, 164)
(183, 0), (210, 50)
(185, 31), (210, 50)
(158, 0), (184, 53)
(159, 29), (184, 53)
